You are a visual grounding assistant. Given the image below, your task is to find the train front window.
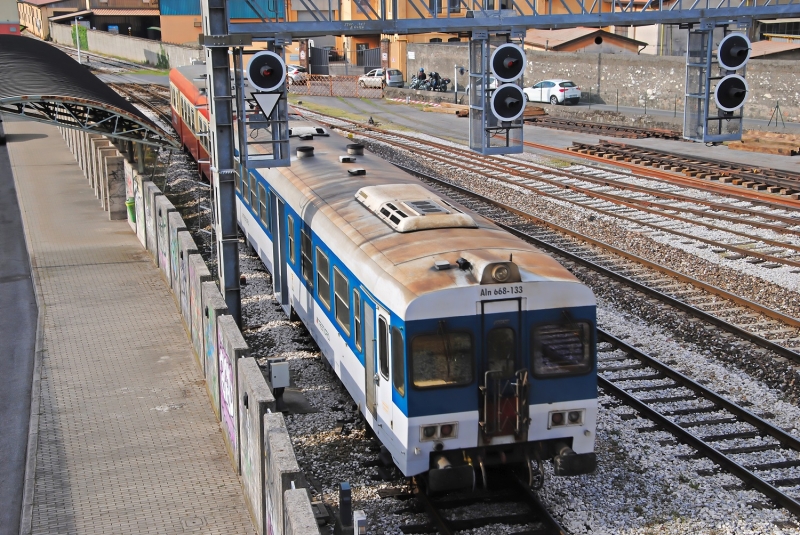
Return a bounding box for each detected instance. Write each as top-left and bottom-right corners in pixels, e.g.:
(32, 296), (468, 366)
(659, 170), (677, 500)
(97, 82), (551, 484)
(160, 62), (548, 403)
(531, 322), (592, 377)
(411, 329), (473, 388)
(487, 327), (516, 378)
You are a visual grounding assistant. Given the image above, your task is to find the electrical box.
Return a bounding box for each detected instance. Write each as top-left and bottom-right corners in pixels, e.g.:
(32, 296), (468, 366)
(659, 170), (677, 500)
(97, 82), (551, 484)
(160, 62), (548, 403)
(268, 358), (290, 389)
(353, 510), (366, 534)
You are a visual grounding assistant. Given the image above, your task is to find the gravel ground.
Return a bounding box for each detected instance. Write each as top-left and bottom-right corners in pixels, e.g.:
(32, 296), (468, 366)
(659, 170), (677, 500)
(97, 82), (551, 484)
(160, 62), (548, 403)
(150, 112), (800, 534)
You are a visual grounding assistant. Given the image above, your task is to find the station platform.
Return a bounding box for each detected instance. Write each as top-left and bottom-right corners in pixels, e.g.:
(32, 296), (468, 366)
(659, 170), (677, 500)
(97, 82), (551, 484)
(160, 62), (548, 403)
(5, 117), (254, 535)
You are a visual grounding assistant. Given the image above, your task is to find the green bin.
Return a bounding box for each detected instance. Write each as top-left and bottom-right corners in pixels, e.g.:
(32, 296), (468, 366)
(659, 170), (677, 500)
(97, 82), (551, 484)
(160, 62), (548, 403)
(125, 197), (136, 223)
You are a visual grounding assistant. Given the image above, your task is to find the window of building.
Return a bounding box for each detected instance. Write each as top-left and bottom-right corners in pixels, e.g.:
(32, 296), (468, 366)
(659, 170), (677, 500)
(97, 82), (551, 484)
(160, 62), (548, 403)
(316, 248), (330, 309)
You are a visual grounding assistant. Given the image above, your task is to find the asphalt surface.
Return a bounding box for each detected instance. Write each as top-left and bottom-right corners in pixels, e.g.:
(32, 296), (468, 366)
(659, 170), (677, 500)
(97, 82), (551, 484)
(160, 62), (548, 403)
(0, 117), (38, 535)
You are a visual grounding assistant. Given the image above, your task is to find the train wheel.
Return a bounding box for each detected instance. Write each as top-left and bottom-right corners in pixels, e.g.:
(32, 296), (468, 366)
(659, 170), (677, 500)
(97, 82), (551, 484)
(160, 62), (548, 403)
(526, 451), (545, 490)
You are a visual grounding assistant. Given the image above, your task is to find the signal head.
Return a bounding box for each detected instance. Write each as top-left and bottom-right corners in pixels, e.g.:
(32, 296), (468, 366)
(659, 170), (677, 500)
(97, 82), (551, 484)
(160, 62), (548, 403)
(490, 84), (526, 122)
(490, 43), (527, 83)
(714, 74), (749, 113)
(717, 33), (751, 71)
(248, 50), (286, 92)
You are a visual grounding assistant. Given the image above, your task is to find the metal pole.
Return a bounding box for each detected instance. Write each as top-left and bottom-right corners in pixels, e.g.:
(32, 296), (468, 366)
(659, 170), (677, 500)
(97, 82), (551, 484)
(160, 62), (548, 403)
(74, 17), (81, 65)
(454, 64), (457, 104)
(616, 88), (618, 113)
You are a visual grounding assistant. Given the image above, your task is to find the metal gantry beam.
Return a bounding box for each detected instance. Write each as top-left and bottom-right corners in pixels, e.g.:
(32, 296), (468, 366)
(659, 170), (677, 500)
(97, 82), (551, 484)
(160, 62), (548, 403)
(226, 0), (800, 38)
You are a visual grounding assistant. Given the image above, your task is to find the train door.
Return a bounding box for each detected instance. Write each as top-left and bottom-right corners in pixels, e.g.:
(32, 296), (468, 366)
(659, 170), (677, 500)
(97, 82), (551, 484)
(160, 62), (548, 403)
(376, 307), (393, 429)
(479, 298), (529, 441)
(270, 193), (289, 308)
(363, 295), (377, 419)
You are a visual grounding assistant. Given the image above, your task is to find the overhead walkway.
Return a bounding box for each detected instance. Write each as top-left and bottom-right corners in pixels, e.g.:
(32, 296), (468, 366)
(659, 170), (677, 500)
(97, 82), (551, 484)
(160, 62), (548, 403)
(0, 35), (177, 148)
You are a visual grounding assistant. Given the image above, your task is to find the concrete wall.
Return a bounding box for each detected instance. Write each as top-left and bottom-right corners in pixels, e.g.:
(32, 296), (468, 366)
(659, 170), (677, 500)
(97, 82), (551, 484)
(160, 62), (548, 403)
(168, 212), (187, 292)
(188, 254), (213, 368)
(133, 175), (146, 245)
(144, 182), (162, 256)
(218, 314), (250, 473)
(178, 231), (198, 323)
(202, 281), (227, 420)
(264, 413), (311, 535)
(155, 196), (176, 280)
(238, 358), (276, 535)
(406, 42), (800, 122)
(49, 22), (201, 68)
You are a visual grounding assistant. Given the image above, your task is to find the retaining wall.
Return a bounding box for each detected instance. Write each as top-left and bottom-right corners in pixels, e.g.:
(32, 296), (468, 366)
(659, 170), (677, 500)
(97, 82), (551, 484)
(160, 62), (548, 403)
(56, 128), (319, 535)
(49, 22), (201, 68)
(406, 42), (800, 122)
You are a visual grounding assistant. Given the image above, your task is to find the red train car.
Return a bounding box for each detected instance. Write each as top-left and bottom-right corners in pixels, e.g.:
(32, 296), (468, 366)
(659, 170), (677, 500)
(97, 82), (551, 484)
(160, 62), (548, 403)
(169, 65), (212, 182)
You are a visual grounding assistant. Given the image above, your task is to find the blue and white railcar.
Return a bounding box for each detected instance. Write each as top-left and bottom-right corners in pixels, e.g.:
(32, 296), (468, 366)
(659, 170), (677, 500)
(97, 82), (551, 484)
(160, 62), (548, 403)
(236, 119), (597, 490)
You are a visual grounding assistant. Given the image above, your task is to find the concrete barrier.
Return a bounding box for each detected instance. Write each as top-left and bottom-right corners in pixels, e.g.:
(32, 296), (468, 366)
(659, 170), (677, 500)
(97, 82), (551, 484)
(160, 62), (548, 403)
(188, 255), (213, 368)
(97, 146), (117, 206)
(133, 175), (146, 245)
(264, 413), (309, 535)
(238, 357), (276, 535)
(283, 489), (320, 535)
(104, 153), (126, 220)
(217, 314), (250, 473)
(155, 196), (176, 277)
(202, 281), (228, 420)
(144, 182), (162, 257)
(90, 138), (111, 194)
(49, 22), (201, 68)
(177, 231), (199, 322)
(168, 212), (187, 292)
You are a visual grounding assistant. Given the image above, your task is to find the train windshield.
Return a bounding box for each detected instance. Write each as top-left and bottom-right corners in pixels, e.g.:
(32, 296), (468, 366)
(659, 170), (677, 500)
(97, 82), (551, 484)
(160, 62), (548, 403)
(411, 330), (473, 388)
(531, 322), (592, 377)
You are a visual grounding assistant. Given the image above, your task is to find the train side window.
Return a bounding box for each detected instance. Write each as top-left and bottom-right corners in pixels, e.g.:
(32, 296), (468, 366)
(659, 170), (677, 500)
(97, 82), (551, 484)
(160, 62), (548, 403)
(379, 317), (389, 379)
(249, 173), (257, 208)
(301, 230), (313, 285)
(353, 291), (362, 351)
(235, 169), (241, 193)
(316, 248), (331, 310)
(333, 268), (350, 335)
(242, 171), (250, 204)
(392, 327), (405, 396)
(259, 185), (268, 226)
(287, 215), (295, 263)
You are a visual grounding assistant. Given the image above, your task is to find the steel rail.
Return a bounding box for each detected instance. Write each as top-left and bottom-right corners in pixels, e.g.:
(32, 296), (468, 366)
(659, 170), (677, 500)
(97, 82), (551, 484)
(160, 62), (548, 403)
(390, 162), (800, 362)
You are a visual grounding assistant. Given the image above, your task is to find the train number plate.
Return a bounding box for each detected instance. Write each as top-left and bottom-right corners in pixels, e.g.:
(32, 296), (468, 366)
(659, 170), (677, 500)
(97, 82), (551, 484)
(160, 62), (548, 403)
(480, 285), (523, 297)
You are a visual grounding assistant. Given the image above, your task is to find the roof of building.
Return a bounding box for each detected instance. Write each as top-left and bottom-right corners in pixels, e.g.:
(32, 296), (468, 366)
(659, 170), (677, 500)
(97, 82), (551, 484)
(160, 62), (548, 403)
(524, 27), (647, 50)
(749, 39), (800, 57)
(92, 8), (160, 16)
(49, 10), (93, 21)
(0, 35), (176, 147)
(19, 0), (73, 6)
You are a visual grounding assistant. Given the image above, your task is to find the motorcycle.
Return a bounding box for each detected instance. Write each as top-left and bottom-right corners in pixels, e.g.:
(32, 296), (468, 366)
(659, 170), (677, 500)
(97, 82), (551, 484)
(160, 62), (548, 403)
(428, 72), (451, 92)
(410, 75), (431, 91)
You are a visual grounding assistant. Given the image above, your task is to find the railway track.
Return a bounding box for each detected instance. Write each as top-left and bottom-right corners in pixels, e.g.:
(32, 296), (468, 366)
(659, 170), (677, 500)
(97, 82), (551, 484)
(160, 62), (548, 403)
(597, 330), (800, 517)
(570, 140), (800, 199)
(525, 116), (682, 140)
(398, 473), (567, 534)
(108, 82), (173, 126)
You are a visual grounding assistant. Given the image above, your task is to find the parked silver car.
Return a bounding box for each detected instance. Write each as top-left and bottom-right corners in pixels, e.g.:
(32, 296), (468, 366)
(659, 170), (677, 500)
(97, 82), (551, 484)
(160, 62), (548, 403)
(358, 68), (404, 88)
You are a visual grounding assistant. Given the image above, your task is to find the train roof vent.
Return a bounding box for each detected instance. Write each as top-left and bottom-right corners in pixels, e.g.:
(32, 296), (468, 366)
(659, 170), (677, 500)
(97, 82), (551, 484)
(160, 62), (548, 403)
(288, 126), (330, 138)
(355, 184), (477, 233)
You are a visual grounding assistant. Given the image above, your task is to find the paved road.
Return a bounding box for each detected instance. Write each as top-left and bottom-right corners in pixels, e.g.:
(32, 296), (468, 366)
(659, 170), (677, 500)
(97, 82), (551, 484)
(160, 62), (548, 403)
(0, 117), (38, 535)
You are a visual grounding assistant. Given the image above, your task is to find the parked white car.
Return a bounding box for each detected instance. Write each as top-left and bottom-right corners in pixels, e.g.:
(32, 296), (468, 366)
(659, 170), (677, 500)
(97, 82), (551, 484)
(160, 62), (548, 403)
(524, 79), (581, 105)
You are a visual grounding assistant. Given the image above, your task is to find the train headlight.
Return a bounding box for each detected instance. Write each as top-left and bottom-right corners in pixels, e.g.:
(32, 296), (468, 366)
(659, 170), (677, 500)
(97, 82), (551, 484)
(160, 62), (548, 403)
(492, 264), (510, 283)
(550, 412), (565, 427)
(439, 423), (458, 439)
(421, 425), (438, 441)
(568, 410), (582, 424)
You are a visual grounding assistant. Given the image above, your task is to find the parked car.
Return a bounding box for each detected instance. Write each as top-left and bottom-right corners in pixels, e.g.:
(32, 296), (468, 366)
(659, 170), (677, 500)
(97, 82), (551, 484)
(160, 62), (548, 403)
(464, 75), (498, 95)
(358, 68), (403, 88)
(286, 64), (308, 85)
(524, 79), (581, 105)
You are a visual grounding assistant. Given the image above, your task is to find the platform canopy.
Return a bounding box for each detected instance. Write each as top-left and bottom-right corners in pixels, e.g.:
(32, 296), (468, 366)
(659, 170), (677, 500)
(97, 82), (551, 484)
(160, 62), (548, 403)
(0, 35), (177, 148)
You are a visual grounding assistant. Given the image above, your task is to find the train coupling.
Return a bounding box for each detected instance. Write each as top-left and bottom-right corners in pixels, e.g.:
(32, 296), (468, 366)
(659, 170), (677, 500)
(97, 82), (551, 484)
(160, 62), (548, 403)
(427, 455), (475, 493)
(552, 442), (596, 476)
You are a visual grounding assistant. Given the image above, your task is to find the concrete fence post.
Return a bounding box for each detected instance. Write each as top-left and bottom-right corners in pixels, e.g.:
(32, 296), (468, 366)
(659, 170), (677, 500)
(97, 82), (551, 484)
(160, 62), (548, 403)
(177, 231), (199, 322)
(154, 196), (177, 276)
(217, 314), (250, 473)
(201, 281), (228, 419)
(264, 413), (309, 535)
(103, 153), (127, 220)
(188, 255), (213, 368)
(144, 182), (163, 258)
(168, 212), (187, 292)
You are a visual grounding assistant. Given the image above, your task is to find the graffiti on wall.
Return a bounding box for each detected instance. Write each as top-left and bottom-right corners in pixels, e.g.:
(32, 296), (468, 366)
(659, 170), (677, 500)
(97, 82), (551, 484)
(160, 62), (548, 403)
(205, 310), (220, 416)
(219, 328), (236, 452)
